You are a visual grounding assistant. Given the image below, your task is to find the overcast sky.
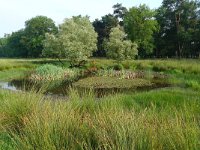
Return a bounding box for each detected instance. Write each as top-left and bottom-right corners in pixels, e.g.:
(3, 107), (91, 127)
(0, 0), (162, 37)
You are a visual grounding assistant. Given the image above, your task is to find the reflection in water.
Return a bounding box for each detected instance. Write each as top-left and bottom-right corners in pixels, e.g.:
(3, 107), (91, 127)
(0, 78), (171, 98)
(0, 82), (19, 91)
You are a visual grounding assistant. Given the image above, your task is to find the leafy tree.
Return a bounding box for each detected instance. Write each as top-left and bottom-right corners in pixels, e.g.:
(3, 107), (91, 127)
(24, 16), (58, 57)
(113, 3), (127, 26)
(155, 0), (200, 58)
(93, 14), (118, 57)
(104, 26), (138, 61)
(124, 5), (159, 58)
(0, 36), (9, 57)
(194, 20), (200, 58)
(43, 16), (97, 66)
(93, 4), (128, 57)
(7, 29), (28, 57)
(0, 30), (28, 57)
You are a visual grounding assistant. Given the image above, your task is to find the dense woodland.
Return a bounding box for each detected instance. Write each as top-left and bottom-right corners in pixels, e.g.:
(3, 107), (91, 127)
(0, 0), (200, 59)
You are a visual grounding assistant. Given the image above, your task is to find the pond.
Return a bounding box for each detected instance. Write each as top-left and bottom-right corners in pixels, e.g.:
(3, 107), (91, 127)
(0, 76), (172, 98)
(0, 81), (19, 91)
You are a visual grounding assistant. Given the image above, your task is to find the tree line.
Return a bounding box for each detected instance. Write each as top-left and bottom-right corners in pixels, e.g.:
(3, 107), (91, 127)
(0, 0), (200, 61)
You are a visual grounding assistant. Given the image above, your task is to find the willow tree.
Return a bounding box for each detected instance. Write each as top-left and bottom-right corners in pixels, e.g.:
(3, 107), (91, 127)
(104, 26), (138, 61)
(43, 16), (97, 66)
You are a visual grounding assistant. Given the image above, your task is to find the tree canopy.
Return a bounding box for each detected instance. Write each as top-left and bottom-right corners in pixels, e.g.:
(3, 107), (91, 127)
(93, 14), (118, 57)
(155, 0), (200, 58)
(43, 16), (97, 66)
(124, 5), (159, 58)
(24, 16), (58, 57)
(104, 26), (138, 61)
(1, 1), (200, 59)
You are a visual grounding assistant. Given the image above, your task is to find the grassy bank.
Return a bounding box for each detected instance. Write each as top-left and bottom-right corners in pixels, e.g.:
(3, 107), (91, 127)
(0, 59), (36, 81)
(1, 58), (200, 90)
(0, 59), (69, 81)
(0, 88), (200, 150)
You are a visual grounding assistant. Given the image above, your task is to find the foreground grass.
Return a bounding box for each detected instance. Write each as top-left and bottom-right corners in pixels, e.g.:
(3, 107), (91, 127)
(0, 88), (199, 150)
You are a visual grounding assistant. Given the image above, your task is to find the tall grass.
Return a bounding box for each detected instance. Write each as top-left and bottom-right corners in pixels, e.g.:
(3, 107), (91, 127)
(91, 58), (200, 74)
(0, 58), (200, 149)
(0, 59), (35, 71)
(0, 88), (199, 150)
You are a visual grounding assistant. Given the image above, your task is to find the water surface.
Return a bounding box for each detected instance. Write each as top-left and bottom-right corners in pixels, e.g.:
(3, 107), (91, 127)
(0, 82), (19, 91)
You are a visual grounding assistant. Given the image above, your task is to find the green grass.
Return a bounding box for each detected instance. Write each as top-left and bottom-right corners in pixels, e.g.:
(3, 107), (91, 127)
(91, 58), (200, 73)
(0, 68), (29, 81)
(0, 59), (36, 81)
(0, 59), (69, 81)
(0, 58), (200, 149)
(0, 88), (199, 150)
(73, 76), (152, 89)
(91, 58), (200, 91)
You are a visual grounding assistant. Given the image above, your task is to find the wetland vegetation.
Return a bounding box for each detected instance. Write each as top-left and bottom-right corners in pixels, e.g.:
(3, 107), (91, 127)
(1, 0), (200, 149)
(0, 58), (200, 149)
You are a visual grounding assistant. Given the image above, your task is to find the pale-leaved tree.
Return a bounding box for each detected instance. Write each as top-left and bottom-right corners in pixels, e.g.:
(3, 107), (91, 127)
(104, 26), (138, 61)
(43, 16), (97, 66)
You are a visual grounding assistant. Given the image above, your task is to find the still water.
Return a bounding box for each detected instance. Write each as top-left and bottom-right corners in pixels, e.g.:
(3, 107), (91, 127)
(0, 82), (19, 91)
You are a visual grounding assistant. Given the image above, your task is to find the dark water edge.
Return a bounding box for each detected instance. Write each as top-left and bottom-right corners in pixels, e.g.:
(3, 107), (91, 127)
(0, 78), (171, 98)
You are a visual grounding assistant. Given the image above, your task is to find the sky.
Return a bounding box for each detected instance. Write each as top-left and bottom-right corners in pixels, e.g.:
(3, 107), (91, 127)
(0, 0), (162, 37)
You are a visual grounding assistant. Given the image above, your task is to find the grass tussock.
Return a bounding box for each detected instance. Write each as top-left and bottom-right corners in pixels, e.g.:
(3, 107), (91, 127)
(0, 88), (199, 150)
(29, 64), (80, 82)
